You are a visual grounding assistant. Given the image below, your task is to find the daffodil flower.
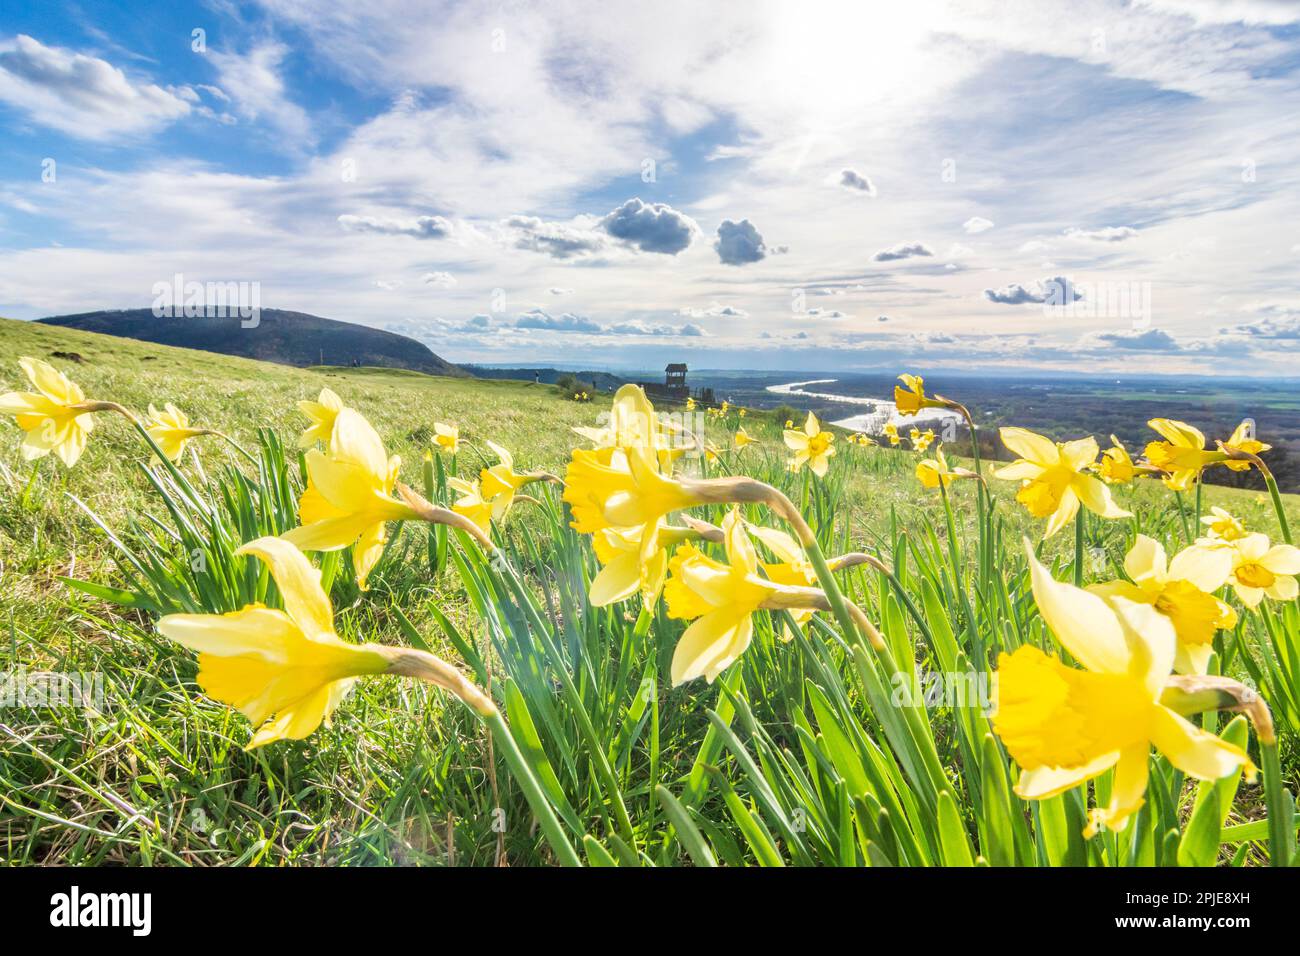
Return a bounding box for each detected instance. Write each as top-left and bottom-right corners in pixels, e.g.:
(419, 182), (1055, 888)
(1144, 418), (1230, 490)
(1216, 532), (1300, 608)
(686, 396), (696, 411)
(448, 476), (494, 534)
(909, 428), (935, 453)
(145, 403), (213, 462)
(432, 421), (459, 454)
(282, 408), (417, 588)
(1096, 435), (1138, 484)
(994, 428), (1130, 538)
(784, 418), (794, 429)
(573, 384), (664, 455)
(734, 426), (758, 449)
(564, 444), (703, 539)
(883, 421), (901, 446)
(297, 387), (345, 448)
(915, 445), (976, 490)
(894, 373), (944, 416)
(993, 545), (1250, 836)
(159, 536), (492, 748)
(479, 441), (538, 519)
(588, 520), (703, 608)
(664, 511), (830, 684)
(0, 356), (100, 467)
(784, 412), (835, 477)
(1201, 506), (1247, 542)
(1220, 420), (1270, 473)
(1088, 535), (1236, 675)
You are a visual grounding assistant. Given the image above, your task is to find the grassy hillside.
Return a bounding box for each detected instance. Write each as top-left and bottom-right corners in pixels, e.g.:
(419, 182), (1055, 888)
(39, 308), (467, 378)
(0, 315), (1296, 865)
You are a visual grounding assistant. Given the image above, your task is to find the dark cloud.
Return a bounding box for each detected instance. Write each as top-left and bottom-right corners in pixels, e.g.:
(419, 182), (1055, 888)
(838, 168), (876, 195)
(872, 241), (933, 262)
(599, 198), (698, 254)
(715, 219), (767, 265)
(338, 213), (453, 239)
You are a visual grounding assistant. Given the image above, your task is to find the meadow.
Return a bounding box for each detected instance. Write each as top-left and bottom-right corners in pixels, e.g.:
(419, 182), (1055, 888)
(1, 315), (1297, 867)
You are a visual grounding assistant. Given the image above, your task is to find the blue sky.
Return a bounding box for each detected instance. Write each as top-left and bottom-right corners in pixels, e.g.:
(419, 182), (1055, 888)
(2, 0), (1299, 374)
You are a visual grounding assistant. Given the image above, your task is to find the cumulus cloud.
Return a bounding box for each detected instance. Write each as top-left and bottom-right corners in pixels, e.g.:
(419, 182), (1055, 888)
(1086, 327), (1182, 350)
(1217, 306), (1300, 339)
(599, 198), (698, 254)
(806, 307), (848, 319)
(339, 214), (454, 239)
(421, 271), (457, 287)
(837, 168), (876, 195)
(963, 216), (994, 234)
(1064, 226), (1139, 242)
(872, 241), (933, 262)
(0, 35), (191, 140)
(983, 275), (1084, 305)
(515, 309), (604, 333)
(608, 319), (707, 336)
(549, 286), (573, 295)
(715, 219), (767, 265)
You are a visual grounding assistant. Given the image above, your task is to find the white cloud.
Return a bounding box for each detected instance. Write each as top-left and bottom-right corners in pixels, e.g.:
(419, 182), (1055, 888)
(1064, 226), (1139, 242)
(0, 35), (191, 140)
(421, 271), (457, 287)
(208, 43), (314, 145)
(679, 303), (750, 318)
(963, 216), (994, 234)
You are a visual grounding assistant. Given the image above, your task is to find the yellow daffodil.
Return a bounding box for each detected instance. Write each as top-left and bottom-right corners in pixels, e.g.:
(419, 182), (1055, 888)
(0, 356), (98, 467)
(573, 383), (665, 456)
(1097, 435), (1138, 484)
(993, 545), (1250, 836)
(282, 408), (416, 589)
(448, 476), (494, 533)
(738, 408), (747, 418)
(297, 387), (345, 448)
(159, 536), (394, 747)
(994, 428), (1130, 538)
(734, 426), (758, 449)
(915, 445), (976, 490)
(144, 403), (212, 462)
(479, 441), (534, 519)
(588, 520), (706, 608)
(1088, 535), (1236, 675)
(664, 510), (829, 684)
(432, 421), (459, 454)
(854, 432), (876, 447)
(564, 444), (702, 539)
(1216, 532), (1300, 608)
(159, 537), (492, 747)
(883, 421), (901, 446)
(894, 373), (944, 416)
(1144, 419), (1227, 491)
(703, 441), (722, 465)
(686, 396), (696, 411)
(1201, 506), (1247, 542)
(720, 401), (730, 416)
(784, 418), (794, 429)
(784, 412), (835, 477)
(1220, 420), (1270, 473)
(909, 428), (935, 453)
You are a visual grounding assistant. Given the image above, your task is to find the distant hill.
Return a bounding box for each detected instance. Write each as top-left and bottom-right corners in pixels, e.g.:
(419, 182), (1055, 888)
(38, 309), (468, 378)
(466, 365), (627, 391)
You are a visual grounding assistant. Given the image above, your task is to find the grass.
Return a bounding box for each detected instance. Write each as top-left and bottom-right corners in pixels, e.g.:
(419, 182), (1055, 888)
(1, 315), (1297, 865)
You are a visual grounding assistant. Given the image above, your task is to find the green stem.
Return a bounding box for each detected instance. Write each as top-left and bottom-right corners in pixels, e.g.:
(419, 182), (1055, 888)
(1073, 508), (1084, 587)
(1261, 740), (1294, 867)
(1262, 471), (1293, 545)
(1194, 478), (1203, 529)
(481, 709), (583, 867)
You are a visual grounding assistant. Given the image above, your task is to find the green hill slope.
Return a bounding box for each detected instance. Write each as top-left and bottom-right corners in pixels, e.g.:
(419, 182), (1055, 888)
(38, 308), (468, 378)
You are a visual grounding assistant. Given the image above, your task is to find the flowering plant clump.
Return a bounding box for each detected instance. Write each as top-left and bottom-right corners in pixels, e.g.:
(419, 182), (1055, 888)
(1, 356), (1295, 869)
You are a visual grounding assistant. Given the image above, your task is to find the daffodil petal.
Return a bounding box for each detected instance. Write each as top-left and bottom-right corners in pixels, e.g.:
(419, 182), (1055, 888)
(1150, 707), (1248, 781)
(236, 536), (335, 639)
